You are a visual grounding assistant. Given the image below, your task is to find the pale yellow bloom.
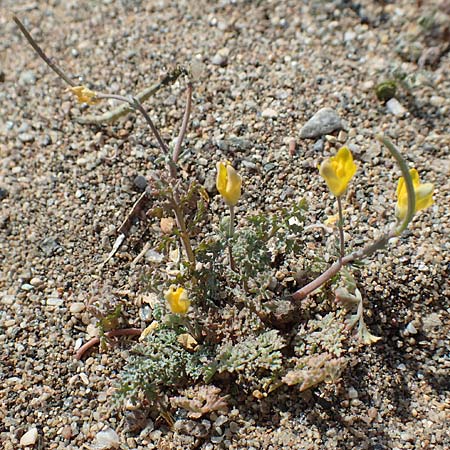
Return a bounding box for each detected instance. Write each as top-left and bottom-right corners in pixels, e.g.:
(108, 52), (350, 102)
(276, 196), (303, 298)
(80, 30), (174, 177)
(164, 286), (190, 314)
(319, 147), (357, 197)
(68, 85), (100, 105)
(396, 169), (434, 221)
(216, 161), (242, 207)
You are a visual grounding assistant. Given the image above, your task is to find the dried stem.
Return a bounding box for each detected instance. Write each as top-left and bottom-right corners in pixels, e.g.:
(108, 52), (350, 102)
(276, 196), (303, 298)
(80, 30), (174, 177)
(172, 82), (193, 164)
(75, 328), (142, 360)
(13, 15), (76, 87)
(169, 195), (196, 265)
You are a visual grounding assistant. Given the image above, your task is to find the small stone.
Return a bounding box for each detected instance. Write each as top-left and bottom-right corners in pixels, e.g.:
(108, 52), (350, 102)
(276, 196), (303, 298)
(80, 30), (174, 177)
(61, 425), (72, 440)
(344, 30), (356, 41)
(19, 70), (36, 85)
(313, 139), (324, 152)
(93, 428), (120, 449)
(337, 130), (347, 142)
(261, 108), (277, 118)
(405, 322), (418, 335)
(30, 277), (44, 288)
(18, 133), (35, 143)
(70, 302), (86, 314)
(211, 48), (229, 66)
(299, 107), (343, 139)
(20, 427), (38, 446)
(47, 297), (64, 307)
(133, 175), (148, 191)
(21, 283), (34, 291)
(348, 387), (358, 399)
(0, 187), (8, 200)
(386, 98), (406, 116)
(1, 294), (15, 305)
(39, 237), (61, 256)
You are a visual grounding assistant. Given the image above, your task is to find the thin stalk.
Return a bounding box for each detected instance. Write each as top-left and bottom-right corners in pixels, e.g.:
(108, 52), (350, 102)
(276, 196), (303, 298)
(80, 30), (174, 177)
(13, 15), (75, 87)
(336, 196), (345, 261)
(170, 196), (195, 265)
(292, 228), (395, 301)
(172, 82), (192, 164)
(376, 135), (415, 234)
(228, 205), (236, 271)
(96, 93), (177, 178)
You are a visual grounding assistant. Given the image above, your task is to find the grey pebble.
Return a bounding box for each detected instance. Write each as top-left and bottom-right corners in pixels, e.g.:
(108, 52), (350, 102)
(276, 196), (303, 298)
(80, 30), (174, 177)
(299, 107), (343, 139)
(211, 50), (228, 67)
(39, 237), (61, 256)
(133, 175), (148, 191)
(0, 187), (8, 201)
(313, 139), (324, 152)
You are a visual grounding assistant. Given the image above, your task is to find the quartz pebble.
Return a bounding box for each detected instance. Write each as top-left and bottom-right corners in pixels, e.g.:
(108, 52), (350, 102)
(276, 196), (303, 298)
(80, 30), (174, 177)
(386, 98), (407, 116)
(20, 427), (38, 446)
(70, 302), (86, 313)
(92, 428), (120, 449)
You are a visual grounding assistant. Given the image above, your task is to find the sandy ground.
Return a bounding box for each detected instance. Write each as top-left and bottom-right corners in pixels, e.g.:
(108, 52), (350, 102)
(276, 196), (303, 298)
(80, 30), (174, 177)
(1, 1), (449, 449)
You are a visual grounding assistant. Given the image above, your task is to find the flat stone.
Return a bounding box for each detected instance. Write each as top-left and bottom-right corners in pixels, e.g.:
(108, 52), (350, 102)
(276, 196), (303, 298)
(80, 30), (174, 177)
(20, 427), (38, 446)
(46, 297), (64, 307)
(70, 302), (86, 313)
(299, 107), (343, 139)
(18, 133), (35, 143)
(261, 108), (278, 118)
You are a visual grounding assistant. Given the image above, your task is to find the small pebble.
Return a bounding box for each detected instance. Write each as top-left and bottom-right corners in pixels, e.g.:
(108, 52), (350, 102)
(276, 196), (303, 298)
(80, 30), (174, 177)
(70, 302), (86, 314)
(261, 108), (277, 118)
(299, 107), (342, 139)
(18, 70), (36, 85)
(46, 297), (64, 307)
(30, 277), (44, 288)
(386, 98), (406, 116)
(20, 427), (38, 446)
(93, 428), (120, 449)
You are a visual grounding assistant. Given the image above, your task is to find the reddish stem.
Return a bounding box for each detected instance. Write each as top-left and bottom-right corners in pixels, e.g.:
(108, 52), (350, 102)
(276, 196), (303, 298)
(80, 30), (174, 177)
(74, 328), (142, 360)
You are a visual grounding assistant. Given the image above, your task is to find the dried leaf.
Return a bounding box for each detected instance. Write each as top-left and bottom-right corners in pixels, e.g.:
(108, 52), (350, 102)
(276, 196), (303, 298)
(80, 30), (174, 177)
(177, 333), (198, 351)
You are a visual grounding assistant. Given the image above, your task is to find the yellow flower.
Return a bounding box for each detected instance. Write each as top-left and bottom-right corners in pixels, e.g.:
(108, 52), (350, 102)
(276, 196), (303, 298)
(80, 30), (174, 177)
(164, 286), (190, 314)
(68, 85), (100, 105)
(319, 146), (357, 197)
(216, 161), (242, 207)
(395, 169), (434, 221)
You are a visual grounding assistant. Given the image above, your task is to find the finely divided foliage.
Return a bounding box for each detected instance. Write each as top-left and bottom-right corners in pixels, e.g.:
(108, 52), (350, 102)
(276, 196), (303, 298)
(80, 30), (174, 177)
(13, 14), (434, 424)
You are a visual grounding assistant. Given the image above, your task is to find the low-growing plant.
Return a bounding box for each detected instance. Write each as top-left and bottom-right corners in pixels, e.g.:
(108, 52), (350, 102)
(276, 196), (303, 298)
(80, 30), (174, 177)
(13, 14), (435, 426)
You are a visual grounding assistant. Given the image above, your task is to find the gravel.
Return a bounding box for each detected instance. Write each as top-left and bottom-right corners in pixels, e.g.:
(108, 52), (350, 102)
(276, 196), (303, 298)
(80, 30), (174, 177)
(1, 0), (449, 449)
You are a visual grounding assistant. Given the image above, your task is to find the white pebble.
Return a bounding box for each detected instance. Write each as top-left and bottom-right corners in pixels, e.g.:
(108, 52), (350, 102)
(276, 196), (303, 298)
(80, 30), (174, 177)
(70, 302), (86, 314)
(46, 297), (64, 307)
(406, 322), (418, 335)
(386, 98), (406, 116)
(93, 428), (120, 449)
(20, 427), (38, 446)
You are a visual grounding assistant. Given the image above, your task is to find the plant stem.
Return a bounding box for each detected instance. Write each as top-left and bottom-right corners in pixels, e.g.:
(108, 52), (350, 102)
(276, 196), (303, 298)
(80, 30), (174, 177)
(292, 228), (395, 301)
(336, 196), (345, 261)
(96, 93), (177, 178)
(172, 82), (193, 164)
(228, 205), (236, 271)
(376, 135), (415, 234)
(170, 195), (196, 265)
(13, 15), (76, 87)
